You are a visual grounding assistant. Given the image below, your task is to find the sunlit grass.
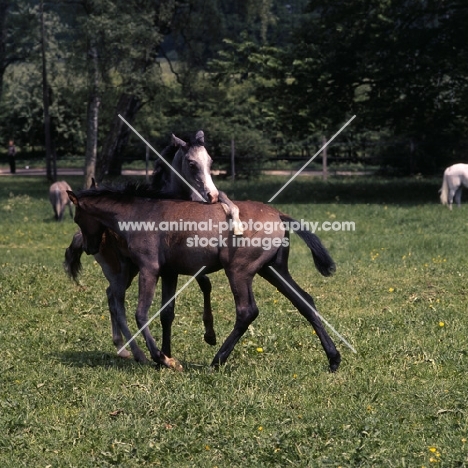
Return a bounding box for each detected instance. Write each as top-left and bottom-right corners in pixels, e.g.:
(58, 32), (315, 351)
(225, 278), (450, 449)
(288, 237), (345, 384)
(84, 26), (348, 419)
(1, 176), (467, 466)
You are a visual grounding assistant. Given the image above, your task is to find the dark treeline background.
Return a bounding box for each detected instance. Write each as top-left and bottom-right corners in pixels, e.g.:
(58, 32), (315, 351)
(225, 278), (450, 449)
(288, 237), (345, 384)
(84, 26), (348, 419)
(1, 0), (467, 181)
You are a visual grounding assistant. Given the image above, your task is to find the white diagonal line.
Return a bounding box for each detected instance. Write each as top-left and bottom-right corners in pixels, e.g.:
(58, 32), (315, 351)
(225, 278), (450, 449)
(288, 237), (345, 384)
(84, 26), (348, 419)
(268, 115), (356, 203)
(118, 114), (207, 202)
(117, 266), (206, 355)
(268, 266), (357, 353)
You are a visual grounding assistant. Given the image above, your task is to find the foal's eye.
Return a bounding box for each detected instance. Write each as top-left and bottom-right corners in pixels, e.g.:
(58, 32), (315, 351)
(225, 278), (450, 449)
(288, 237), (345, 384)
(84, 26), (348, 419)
(189, 161), (197, 170)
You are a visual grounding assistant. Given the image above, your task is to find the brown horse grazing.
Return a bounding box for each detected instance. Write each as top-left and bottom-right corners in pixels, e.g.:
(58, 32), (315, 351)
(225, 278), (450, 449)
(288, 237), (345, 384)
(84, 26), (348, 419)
(64, 229), (216, 361)
(67, 184), (341, 372)
(49, 181), (73, 221)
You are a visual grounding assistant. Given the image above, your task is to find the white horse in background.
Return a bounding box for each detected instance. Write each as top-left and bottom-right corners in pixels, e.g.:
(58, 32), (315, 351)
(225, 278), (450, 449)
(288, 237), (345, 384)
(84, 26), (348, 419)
(440, 163), (468, 210)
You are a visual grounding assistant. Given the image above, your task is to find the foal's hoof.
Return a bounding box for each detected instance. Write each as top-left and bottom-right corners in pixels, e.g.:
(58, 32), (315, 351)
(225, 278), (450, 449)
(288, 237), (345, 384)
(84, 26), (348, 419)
(204, 331), (217, 346)
(116, 348), (132, 359)
(167, 357), (183, 372)
(133, 350), (149, 364)
(328, 352), (341, 373)
(232, 221), (244, 236)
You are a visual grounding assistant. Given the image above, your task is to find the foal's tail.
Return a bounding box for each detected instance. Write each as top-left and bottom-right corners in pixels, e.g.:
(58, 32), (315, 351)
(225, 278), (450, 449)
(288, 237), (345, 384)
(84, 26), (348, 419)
(439, 169), (449, 206)
(64, 230), (84, 283)
(279, 214), (336, 277)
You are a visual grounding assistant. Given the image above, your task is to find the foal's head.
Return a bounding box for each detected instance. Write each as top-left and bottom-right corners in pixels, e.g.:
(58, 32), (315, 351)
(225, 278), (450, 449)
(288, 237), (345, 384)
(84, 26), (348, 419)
(172, 131), (219, 203)
(67, 191), (105, 255)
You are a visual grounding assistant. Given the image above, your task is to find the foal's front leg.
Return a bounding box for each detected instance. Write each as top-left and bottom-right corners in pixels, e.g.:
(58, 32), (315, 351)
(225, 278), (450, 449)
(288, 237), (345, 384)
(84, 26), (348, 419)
(160, 274), (178, 358)
(135, 270), (181, 370)
(106, 285), (147, 363)
(219, 190), (243, 236)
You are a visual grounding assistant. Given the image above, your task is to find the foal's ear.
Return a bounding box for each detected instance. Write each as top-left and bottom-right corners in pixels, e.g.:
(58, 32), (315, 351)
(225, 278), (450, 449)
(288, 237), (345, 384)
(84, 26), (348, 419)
(195, 130), (205, 146)
(67, 190), (79, 206)
(171, 134), (187, 148)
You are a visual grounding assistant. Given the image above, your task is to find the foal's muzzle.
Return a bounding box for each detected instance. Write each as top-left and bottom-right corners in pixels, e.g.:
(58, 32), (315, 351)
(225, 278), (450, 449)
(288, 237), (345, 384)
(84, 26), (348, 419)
(207, 191), (218, 203)
(82, 239), (100, 256)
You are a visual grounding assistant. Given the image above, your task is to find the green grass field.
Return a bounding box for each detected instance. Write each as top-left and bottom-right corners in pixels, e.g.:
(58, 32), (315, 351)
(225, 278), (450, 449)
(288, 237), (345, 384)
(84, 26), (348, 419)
(1, 175), (467, 467)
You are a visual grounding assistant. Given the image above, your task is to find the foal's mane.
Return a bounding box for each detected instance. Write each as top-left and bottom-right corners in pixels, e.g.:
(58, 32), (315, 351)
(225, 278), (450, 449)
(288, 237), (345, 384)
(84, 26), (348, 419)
(151, 143), (178, 189)
(77, 181), (180, 202)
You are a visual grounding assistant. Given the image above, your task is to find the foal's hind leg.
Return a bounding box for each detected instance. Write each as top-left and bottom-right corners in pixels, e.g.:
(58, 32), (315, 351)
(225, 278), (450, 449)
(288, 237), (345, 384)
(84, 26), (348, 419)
(211, 271), (259, 366)
(259, 266), (341, 372)
(196, 274), (216, 345)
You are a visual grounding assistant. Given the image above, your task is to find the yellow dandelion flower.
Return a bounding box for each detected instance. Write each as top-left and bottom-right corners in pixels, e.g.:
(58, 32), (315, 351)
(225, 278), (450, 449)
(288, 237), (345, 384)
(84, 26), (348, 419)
(258, 426), (263, 431)
(256, 347), (263, 353)
(462, 438), (466, 443)
(439, 322), (445, 327)
(389, 287), (394, 293)
(293, 374), (297, 379)
(205, 445), (210, 451)
(429, 447), (437, 453)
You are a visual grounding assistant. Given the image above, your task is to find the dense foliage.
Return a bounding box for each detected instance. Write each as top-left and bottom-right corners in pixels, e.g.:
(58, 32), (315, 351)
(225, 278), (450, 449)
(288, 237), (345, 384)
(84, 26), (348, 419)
(1, 0), (467, 176)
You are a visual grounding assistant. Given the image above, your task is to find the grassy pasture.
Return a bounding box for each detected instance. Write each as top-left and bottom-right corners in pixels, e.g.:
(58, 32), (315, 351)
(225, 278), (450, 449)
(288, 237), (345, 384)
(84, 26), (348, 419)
(1, 175), (467, 467)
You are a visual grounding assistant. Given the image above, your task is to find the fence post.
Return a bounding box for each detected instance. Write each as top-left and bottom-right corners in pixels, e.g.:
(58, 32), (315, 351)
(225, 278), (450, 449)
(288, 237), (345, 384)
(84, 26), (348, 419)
(322, 136), (328, 180)
(145, 146), (150, 182)
(231, 137), (235, 181)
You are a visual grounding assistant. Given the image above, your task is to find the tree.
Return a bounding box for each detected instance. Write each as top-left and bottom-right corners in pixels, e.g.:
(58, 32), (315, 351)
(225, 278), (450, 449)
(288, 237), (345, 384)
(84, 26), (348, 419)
(0, 0), (39, 149)
(40, 0), (56, 181)
(283, 0), (468, 172)
(0, 0), (37, 98)
(95, 1), (177, 181)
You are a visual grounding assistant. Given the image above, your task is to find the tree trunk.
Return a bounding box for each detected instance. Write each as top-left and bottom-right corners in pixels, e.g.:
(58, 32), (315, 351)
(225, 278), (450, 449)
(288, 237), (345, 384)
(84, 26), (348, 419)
(96, 93), (142, 181)
(40, 0), (55, 182)
(83, 44), (100, 189)
(0, 0), (9, 98)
